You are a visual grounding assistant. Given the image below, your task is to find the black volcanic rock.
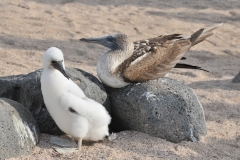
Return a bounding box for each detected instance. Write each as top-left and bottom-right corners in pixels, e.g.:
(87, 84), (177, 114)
(107, 78), (207, 143)
(0, 98), (40, 159)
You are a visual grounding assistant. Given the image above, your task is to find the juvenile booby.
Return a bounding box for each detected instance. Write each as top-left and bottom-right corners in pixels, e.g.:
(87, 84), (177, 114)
(80, 23), (222, 88)
(40, 47), (111, 150)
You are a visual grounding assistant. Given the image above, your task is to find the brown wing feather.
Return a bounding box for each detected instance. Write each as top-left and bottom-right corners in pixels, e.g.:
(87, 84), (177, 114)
(123, 45), (170, 82)
(121, 28), (207, 82)
(118, 26), (220, 82)
(137, 40), (191, 81)
(121, 34), (192, 82)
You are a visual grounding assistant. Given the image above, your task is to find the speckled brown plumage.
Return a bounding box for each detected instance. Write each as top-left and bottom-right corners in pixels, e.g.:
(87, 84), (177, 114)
(118, 29), (205, 82)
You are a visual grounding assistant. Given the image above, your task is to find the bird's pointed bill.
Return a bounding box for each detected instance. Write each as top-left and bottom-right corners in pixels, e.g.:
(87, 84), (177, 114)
(80, 36), (118, 49)
(51, 61), (70, 79)
(80, 36), (106, 43)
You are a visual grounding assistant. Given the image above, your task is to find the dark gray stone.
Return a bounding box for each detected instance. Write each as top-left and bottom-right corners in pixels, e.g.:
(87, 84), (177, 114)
(232, 71), (240, 83)
(0, 68), (110, 135)
(107, 78), (206, 143)
(0, 98), (40, 159)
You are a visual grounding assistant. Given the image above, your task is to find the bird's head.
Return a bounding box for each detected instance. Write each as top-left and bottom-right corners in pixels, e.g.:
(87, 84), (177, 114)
(42, 47), (69, 79)
(80, 34), (132, 50)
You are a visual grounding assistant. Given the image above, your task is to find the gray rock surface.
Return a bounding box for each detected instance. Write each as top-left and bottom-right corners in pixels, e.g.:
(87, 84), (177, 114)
(232, 71), (240, 83)
(0, 98), (40, 159)
(107, 78), (207, 143)
(0, 68), (110, 135)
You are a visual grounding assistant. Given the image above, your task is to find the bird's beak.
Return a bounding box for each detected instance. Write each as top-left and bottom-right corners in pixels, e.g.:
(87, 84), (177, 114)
(80, 36), (118, 49)
(80, 36), (106, 44)
(51, 61), (69, 79)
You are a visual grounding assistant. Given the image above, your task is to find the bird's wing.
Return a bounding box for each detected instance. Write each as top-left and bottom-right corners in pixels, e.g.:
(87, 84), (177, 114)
(60, 92), (89, 117)
(60, 92), (111, 126)
(119, 35), (189, 82)
(120, 28), (205, 82)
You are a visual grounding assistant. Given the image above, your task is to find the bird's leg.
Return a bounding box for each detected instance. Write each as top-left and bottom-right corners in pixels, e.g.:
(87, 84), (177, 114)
(78, 138), (82, 150)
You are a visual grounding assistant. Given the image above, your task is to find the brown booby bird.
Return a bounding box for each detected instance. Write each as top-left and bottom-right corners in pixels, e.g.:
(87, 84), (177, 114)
(80, 23), (222, 88)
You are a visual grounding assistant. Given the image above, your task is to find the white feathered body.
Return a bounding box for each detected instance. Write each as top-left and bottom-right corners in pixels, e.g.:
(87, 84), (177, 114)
(41, 68), (111, 141)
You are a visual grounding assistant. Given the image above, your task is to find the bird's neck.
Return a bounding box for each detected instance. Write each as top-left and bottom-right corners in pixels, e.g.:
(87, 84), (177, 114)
(105, 43), (134, 71)
(42, 68), (68, 93)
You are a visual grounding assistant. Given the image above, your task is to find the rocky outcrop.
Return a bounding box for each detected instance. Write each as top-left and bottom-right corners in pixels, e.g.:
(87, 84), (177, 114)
(107, 78), (207, 143)
(0, 98), (40, 159)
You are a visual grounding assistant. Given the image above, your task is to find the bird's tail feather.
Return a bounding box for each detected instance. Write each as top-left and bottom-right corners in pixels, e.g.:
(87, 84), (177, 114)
(174, 63), (209, 72)
(192, 23), (223, 46)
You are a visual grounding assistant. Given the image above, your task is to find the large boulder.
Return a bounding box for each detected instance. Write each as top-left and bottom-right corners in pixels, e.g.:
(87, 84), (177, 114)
(232, 71), (240, 83)
(107, 78), (206, 143)
(0, 98), (40, 159)
(0, 68), (110, 135)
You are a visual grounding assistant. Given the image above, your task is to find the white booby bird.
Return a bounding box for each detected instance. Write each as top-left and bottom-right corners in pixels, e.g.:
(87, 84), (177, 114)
(80, 23), (222, 88)
(40, 47), (111, 150)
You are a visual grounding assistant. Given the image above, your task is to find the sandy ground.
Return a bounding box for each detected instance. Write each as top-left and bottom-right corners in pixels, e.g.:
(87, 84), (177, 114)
(0, 0), (240, 159)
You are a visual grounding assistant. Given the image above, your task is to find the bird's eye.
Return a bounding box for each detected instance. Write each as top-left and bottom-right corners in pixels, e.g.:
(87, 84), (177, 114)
(52, 60), (63, 63)
(107, 36), (116, 43)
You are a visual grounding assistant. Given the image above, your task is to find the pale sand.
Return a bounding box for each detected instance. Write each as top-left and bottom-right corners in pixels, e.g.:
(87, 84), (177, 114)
(1, 0), (239, 159)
